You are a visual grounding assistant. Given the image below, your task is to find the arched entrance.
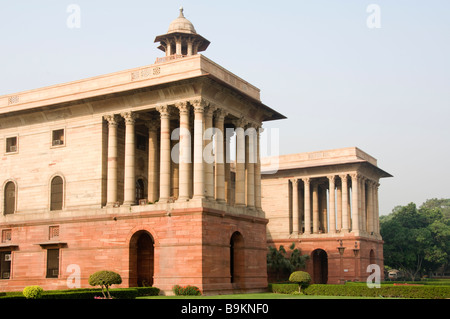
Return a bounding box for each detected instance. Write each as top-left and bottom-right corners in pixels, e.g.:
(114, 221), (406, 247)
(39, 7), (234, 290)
(312, 249), (328, 284)
(129, 231), (154, 287)
(230, 232), (245, 286)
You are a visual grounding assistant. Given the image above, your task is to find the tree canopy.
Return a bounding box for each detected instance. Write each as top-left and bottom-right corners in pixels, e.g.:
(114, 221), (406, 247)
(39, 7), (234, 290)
(380, 198), (450, 280)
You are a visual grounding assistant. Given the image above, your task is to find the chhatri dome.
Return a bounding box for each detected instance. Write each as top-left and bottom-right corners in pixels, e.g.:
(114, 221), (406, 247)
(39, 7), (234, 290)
(154, 7), (210, 60)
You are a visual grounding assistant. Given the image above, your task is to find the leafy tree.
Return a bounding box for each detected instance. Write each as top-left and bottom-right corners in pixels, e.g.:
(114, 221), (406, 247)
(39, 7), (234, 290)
(88, 270), (122, 298)
(381, 200), (450, 280)
(267, 243), (309, 282)
(289, 271), (311, 293)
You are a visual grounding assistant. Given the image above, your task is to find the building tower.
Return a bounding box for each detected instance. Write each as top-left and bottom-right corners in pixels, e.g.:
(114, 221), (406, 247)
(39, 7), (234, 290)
(154, 7), (210, 61)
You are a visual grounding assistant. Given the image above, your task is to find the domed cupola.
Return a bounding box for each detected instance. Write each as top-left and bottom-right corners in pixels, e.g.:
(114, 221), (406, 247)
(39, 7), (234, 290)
(154, 7), (210, 62)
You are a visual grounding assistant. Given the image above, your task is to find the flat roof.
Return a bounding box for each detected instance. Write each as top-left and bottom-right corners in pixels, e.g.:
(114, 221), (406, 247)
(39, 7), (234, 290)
(261, 147), (392, 178)
(0, 54), (286, 122)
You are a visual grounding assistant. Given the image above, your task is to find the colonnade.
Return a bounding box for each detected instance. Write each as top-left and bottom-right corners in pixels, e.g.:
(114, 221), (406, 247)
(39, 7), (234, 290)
(289, 174), (380, 236)
(103, 99), (263, 213)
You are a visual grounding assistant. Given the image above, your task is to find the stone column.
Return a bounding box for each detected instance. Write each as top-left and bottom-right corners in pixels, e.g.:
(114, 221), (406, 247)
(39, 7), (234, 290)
(121, 111), (138, 206)
(204, 106), (214, 200)
(367, 180), (374, 234)
(214, 109), (226, 202)
(291, 179), (299, 235)
(340, 174), (349, 232)
(234, 117), (247, 207)
(146, 118), (159, 203)
(175, 36), (182, 55)
(328, 175), (336, 234)
(157, 105), (171, 203)
(303, 178), (311, 234)
(245, 124), (256, 209)
(224, 128), (232, 204)
(336, 183), (342, 231)
(351, 173), (360, 233)
(375, 183), (380, 235)
(312, 182), (319, 234)
(360, 177), (366, 232)
(176, 102), (191, 201)
(254, 126), (263, 211)
(192, 100), (205, 199)
(105, 114), (119, 207)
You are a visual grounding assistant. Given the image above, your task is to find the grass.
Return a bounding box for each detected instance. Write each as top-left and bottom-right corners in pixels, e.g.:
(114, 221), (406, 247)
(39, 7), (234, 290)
(138, 292), (384, 299)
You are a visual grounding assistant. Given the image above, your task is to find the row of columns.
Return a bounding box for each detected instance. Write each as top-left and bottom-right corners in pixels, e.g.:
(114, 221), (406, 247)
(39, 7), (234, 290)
(104, 100), (263, 212)
(290, 174), (380, 236)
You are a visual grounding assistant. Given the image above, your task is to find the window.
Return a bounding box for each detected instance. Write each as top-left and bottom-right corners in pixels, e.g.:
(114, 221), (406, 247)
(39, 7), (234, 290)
(46, 249), (59, 278)
(1, 229), (11, 243)
(52, 129), (65, 147)
(4, 182), (16, 215)
(0, 251), (11, 279)
(49, 226), (60, 240)
(50, 176), (63, 211)
(5, 137), (17, 154)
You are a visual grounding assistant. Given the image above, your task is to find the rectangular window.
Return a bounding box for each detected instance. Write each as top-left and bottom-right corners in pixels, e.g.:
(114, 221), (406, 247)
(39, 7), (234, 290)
(0, 251), (11, 280)
(1, 229), (12, 243)
(49, 226), (60, 240)
(52, 129), (65, 147)
(5, 137), (17, 153)
(46, 249), (59, 278)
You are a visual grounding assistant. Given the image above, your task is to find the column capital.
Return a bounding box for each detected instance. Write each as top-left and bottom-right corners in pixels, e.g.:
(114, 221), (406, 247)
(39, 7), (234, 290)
(339, 174), (348, 181)
(327, 175), (336, 183)
(175, 101), (190, 114)
(121, 111), (138, 125)
(104, 114), (120, 126)
(302, 177), (311, 185)
(189, 98), (208, 112)
(290, 178), (299, 185)
(156, 104), (172, 117)
(233, 116), (248, 128)
(214, 108), (227, 121)
(145, 118), (160, 132)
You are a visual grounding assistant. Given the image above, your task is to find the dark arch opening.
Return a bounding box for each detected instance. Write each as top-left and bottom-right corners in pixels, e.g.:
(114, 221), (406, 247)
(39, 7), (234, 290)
(230, 232), (244, 285)
(129, 231), (154, 287)
(312, 249), (328, 284)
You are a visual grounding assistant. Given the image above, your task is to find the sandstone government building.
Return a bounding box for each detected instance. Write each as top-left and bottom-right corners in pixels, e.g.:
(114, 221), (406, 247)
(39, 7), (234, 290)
(0, 9), (391, 294)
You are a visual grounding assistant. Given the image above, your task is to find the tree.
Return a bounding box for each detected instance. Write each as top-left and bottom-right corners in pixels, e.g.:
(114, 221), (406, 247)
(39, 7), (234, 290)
(267, 243), (309, 282)
(380, 200), (450, 280)
(289, 271), (311, 293)
(88, 270), (122, 298)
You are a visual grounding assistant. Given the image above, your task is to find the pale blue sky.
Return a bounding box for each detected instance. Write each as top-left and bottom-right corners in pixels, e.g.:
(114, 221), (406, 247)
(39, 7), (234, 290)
(1, 1), (449, 215)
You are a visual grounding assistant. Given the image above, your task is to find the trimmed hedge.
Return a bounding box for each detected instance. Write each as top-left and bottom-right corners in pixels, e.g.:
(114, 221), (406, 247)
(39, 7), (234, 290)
(270, 283), (450, 299)
(0, 286), (160, 299)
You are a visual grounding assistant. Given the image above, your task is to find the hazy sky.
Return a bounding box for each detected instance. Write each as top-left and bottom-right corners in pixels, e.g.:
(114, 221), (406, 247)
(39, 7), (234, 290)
(0, 1), (449, 215)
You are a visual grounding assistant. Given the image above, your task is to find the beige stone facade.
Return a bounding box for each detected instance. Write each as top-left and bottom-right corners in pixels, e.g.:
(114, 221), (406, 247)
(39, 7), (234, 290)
(262, 147), (392, 283)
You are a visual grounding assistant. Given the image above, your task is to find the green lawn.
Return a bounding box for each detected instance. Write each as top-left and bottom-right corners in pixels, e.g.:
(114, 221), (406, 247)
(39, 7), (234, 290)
(139, 293), (384, 299)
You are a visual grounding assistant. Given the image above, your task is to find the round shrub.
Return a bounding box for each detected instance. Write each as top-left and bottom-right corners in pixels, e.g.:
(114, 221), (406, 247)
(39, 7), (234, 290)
(289, 271), (312, 293)
(88, 270), (122, 298)
(23, 286), (44, 299)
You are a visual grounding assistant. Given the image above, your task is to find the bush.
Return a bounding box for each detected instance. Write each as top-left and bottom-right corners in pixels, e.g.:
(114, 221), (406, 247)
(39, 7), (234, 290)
(42, 288), (138, 299)
(269, 283), (298, 294)
(172, 285), (202, 296)
(88, 270), (122, 298)
(303, 284), (450, 299)
(289, 271), (311, 293)
(23, 286), (44, 299)
(135, 287), (160, 297)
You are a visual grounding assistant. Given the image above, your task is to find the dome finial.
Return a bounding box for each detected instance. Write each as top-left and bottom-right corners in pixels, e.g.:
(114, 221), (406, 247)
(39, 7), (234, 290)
(179, 6), (184, 17)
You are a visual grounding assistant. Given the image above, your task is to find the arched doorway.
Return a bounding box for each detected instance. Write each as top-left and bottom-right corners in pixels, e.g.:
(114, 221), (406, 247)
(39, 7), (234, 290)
(230, 232), (245, 286)
(312, 249), (328, 284)
(129, 231), (154, 287)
